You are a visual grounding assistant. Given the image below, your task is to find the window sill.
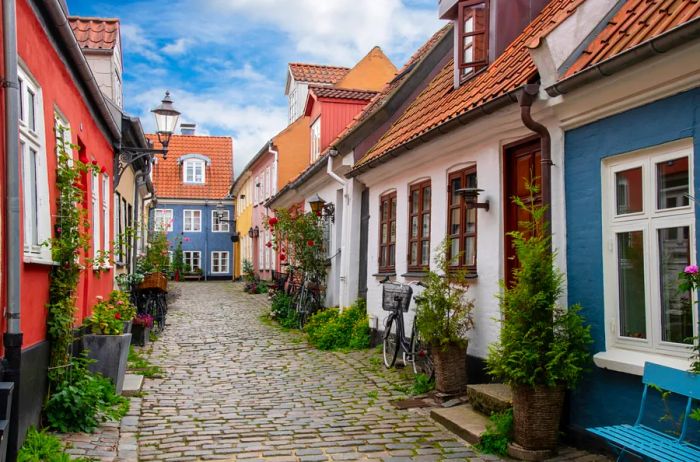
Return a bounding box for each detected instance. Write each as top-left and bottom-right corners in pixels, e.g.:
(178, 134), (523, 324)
(593, 348), (692, 376)
(23, 255), (58, 266)
(447, 270), (478, 279)
(402, 271), (428, 278)
(93, 265), (113, 272)
(372, 272), (396, 278)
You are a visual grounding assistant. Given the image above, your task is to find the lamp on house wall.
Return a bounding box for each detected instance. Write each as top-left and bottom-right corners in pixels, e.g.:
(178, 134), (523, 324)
(248, 227), (254, 238)
(214, 200), (235, 224)
(308, 193), (335, 222)
(114, 91), (181, 187)
(456, 187), (490, 211)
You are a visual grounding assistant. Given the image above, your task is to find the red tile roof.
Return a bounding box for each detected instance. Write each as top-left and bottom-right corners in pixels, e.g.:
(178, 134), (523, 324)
(69, 17), (120, 51)
(289, 63), (350, 85)
(564, 0), (700, 77)
(354, 0), (585, 169)
(148, 134), (234, 200)
(309, 86), (378, 101)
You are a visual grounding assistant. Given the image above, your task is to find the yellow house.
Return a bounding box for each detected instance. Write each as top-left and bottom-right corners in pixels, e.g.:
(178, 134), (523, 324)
(231, 173), (253, 279)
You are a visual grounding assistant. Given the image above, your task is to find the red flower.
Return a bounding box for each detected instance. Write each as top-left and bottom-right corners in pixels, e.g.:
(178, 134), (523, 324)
(268, 217), (278, 226)
(315, 210), (322, 217)
(91, 160), (98, 166)
(266, 242), (272, 248)
(100, 166), (107, 174)
(307, 240), (314, 247)
(279, 254), (287, 261)
(115, 312), (121, 320)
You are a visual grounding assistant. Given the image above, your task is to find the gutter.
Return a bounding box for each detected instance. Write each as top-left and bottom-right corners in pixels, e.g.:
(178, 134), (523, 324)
(519, 84), (552, 237)
(547, 17), (700, 97)
(40, 0), (121, 141)
(346, 88), (521, 178)
(3, 0), (23, 458)
(326, 156), (345, 186)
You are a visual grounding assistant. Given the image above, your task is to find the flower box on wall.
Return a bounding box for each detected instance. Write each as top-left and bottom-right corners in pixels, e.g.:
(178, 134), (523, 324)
(83, 333), (132, 393)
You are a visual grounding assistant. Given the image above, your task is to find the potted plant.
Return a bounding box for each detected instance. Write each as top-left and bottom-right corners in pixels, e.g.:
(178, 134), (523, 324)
(109, 290), (136, 333)
(487, 187), (592, 456)
(414, 239), (474, 396)
(137, 230), (170, 291)
(131, 313), (154, 347)
(171, 236), (185, 281)
(83, 296), (132, 393)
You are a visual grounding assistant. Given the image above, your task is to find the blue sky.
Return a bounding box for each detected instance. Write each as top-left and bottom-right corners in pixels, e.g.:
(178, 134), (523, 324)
(67, 0), (443, 174)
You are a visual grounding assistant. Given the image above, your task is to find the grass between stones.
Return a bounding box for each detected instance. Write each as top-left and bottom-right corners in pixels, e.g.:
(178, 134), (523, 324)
(128, 346), (163, 378)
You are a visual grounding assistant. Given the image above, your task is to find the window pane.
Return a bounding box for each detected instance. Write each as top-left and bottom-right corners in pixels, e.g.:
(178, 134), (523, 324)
(28, 90), (36, 131)
(617, 231), (647, 339)
(465, 236), (476, 268)
(423, 187), (431, 210)
(29, 148), (39, 247)
(658, 226), (693, 344)
(18, 79), (24, 121)
(450, 208), (460, 235)
(382, 201), (388, 221)
(422, 213), (430, 236)
(411, 190), (419, 213)
(410, 242), (417, 266)
(411, 216), (418, 238)
(450, 238), (460, 266)
(381, 224), (387, 245)
(450, 178), (461, 204)
(391, 198), (397, 219)
(466, 208), (476, 233)
(657, 157), (689, 209)
(466, 172), (477, 189)
(616, 167), (643, 214)
(421, 240), (430, 266)
(390, 221), (396, 243)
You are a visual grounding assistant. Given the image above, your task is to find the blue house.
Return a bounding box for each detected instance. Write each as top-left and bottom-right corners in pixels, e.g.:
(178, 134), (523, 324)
(539, 1), (700, 444)
(149, 126), (235, 279)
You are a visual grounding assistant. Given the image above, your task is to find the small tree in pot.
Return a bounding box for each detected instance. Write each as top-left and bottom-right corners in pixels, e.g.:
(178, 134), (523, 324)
(487, 186), (592, 455)
(415, 239), (474, 395)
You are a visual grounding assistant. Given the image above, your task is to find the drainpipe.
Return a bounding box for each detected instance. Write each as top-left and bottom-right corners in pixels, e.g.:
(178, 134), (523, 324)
(326, 154), (346, 187)
(132, 169), (148, 269)
(519, 83), (552, 238)
(3, 0), (23, 459)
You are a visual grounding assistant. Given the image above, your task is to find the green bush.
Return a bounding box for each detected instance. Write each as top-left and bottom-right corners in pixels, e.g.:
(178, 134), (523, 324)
(270, 292), (298, 328)
(411, 373), (435, 395)
(45, 355), (129, 433)
(477, 409), (514, 456)
(18, 428), (69, 462)
(305, 299), (370, 350)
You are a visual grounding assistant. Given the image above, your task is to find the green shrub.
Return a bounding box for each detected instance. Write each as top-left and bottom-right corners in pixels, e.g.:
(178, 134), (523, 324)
(411, 373), (435, 395)
(45, 355), (129, 433)
(270, 292), (298, 328)
(477, 409), (513, 456)
(18, 428), (70, 462)
(305, 300), (370, 350)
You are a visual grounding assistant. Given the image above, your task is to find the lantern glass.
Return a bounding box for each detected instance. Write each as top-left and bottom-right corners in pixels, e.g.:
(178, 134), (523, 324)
(151, 91), (181, 142)
(308, 194), (325, 215)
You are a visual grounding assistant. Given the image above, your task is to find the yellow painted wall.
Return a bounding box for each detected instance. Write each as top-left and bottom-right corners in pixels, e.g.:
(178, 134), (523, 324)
(336, 47), (397, 91)
(234, 175), (253, 278)
(114, 164), (138, 282)
(275, 115), (311, 191)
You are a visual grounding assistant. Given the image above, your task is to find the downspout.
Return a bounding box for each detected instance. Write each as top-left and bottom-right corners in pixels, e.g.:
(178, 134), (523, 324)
(3, 0), (23, 459)
(326, 154), (346, 187)
(519, 83), (552, 238)
(132, 168), (148, 270)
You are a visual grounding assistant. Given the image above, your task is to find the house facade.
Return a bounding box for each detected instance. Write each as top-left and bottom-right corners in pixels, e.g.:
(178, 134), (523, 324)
(150, 129), (234, 279)
(0, 0), (125, 454)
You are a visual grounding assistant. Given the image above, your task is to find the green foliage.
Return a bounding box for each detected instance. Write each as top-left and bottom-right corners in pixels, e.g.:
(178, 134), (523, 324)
(690, 408), (700, 422)
(242, 259), (256, 283)
(84, 297), (123, 335)
(115, 272), (144, 292)
(45, 355), (129, 433)
(477, 409), (513, 456)
(415, 239), (474, 348)
(128, 347), (163, 378)
(268, 209), (326, 281)
(304, 300), (370, 350)
(270, 292), (298, 328)
(17, 428), (88, 462)
(170, 236), (186, 276)
(677, 269), (700, 374)
(137, 230), (170, 275)
(487, 184), (593, 388)
(109, 290), (136, 320)
(411, 373), (435, 395)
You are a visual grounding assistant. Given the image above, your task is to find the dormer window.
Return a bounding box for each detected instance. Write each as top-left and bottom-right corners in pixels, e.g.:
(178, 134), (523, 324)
(458, 0), (489, 80)
(183, 159), (205, 184)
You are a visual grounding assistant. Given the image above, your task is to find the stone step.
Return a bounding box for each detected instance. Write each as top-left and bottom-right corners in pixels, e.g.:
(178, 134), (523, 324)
(430, 404), (489, 445)
(466, 383), (512, 416)
(121, 374), (144, 397)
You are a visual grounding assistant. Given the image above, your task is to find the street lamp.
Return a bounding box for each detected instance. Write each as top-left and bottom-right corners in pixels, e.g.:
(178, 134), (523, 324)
(456, 187), (490, 211)
(214, 200), (235, 224)
(114, 91), (181, 187)
(308, 193), (335, 222)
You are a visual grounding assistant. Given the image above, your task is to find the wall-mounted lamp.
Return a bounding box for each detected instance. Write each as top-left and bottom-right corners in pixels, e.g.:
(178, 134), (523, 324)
(214, 201), (235, 224)
(253, 226), (260, 238)
(457, 187), (489, 211)
(248, 227), (254, 238)
(308, 194), (335, 222)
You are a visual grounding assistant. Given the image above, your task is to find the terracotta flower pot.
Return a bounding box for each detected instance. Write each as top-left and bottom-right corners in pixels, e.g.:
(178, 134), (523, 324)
(431, 342), (467, 395)
(511, 384), (565, 451)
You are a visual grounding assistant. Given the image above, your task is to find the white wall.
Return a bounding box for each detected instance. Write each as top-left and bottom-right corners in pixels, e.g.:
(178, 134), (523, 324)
(358, 104), (568, 359)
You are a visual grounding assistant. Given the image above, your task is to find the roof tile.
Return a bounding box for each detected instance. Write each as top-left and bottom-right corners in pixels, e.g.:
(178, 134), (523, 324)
(289, 63), (350, 85)
(354, 0), (584, 169)
(148, 134), (234, 200)
(565, 0), (700, 77)
(69, 17), (120, 51)
(309, 86), (378, 101)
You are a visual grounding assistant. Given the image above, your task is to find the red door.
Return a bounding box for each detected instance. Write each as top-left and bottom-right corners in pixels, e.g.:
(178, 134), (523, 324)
(504, 138), (541, 285)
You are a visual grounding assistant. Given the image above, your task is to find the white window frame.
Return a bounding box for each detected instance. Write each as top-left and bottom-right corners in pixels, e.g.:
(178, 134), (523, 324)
(183, 159), (205, 184)
(264, 167), (270, 199)
(211, 251), (230, 274)
(19, 66), (52, 263)
(212, 209), (230, 233)
(102, 173), (110, 267)
(183, 209), (202, 232)
(92, 169), (101, 263)
(183, 250), (201, 271)
(154, 209), (174, 232)
(599, 139), (697, 374)
(254, 175), (259, 205)
(54, 110), (72, 163)
(311, 118), (321, 162)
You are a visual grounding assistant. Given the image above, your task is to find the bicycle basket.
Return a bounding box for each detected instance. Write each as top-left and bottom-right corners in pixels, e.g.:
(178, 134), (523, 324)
(382, 282), (413, 312)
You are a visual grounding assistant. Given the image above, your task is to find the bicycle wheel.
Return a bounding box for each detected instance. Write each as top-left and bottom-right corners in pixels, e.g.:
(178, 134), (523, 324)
(296, 287), (309, 329)
(145, 295), (162, 334)
(382, 315), (399, 368)
(155, 294), (167, 332)
(410, 324), (434, 380)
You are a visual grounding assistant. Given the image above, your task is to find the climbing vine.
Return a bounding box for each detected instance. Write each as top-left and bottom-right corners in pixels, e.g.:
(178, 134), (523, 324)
(267, 208), (327, 280)
(46, 127), (99, 389)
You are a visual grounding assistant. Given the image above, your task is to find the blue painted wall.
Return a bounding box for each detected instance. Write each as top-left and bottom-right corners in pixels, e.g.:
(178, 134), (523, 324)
(152, 202), (234, 278)
(565, 88), (700, 437)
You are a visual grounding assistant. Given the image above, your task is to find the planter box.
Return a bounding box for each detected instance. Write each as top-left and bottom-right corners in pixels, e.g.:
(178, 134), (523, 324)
(131, 325), (150, 347)
(123, 320), (132, 334)
(83, 333), (132, 394)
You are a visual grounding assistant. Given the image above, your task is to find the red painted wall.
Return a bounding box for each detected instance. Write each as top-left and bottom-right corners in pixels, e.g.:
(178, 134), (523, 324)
(16, 0), (115, 349)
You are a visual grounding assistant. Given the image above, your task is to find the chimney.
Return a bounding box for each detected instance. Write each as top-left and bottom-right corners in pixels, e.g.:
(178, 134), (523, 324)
(181, 123), (196, 135)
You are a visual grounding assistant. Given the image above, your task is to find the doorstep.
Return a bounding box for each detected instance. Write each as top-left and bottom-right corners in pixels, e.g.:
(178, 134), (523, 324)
(430, 403), (489, 445)
(121, 374), (144, 397)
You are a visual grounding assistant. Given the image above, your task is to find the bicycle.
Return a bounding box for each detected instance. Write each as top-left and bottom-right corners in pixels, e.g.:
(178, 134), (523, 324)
(295, 273), (324, 329)
(134, 288), (167, 334)
(381, 279), (434, 379)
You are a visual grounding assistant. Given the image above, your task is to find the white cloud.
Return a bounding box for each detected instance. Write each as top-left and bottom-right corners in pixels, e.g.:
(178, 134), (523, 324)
(162, 38), (191, 56)
(120, 24), (164, 62)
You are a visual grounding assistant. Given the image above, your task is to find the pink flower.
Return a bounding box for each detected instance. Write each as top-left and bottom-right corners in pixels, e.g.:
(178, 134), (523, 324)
(96, 295), (104, 301)
(685, 265), (699, 275)
(56, 227), (62, 234)
(116, 300), (124, 306)
(183, 237), (191, 242)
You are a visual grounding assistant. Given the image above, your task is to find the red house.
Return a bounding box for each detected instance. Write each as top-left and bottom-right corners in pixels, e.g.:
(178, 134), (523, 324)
(0, 0), (120, 454)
